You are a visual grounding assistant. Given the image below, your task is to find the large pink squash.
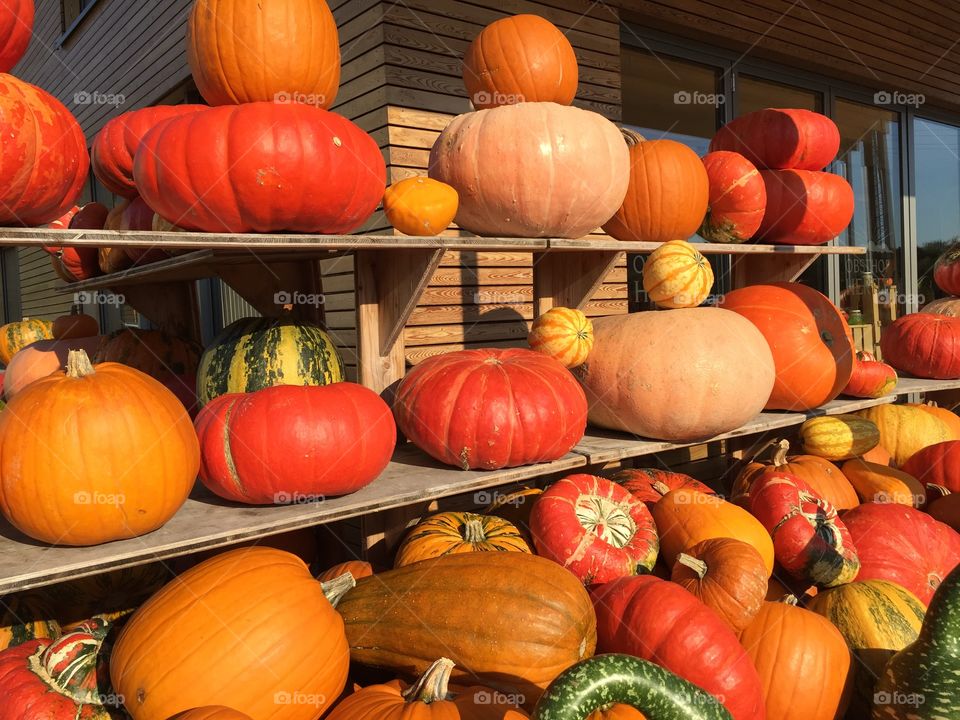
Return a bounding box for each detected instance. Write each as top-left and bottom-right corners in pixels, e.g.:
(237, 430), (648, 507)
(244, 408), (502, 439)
(0, 73), (89, 226)
(4, 337), (103, 399)
(429, 103), (629, 238)
(133, 102), (385, 233)
(574, 308), (775, 442)
(0, 0), (32, 72)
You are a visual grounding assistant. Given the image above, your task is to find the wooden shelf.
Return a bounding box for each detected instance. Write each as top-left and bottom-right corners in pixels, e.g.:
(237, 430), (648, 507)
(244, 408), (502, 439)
(1, 377), (955, 595)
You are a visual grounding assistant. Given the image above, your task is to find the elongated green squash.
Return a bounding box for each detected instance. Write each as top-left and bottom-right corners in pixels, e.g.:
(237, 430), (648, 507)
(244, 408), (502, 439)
(532, 654), (732, 720)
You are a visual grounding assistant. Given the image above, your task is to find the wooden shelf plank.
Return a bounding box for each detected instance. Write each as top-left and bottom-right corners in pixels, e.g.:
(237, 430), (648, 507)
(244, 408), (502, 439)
(549, 239), (866, 254)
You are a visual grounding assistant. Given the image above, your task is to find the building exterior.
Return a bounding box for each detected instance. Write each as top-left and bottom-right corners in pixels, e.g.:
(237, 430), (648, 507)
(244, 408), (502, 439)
(3, 0), (960, 377)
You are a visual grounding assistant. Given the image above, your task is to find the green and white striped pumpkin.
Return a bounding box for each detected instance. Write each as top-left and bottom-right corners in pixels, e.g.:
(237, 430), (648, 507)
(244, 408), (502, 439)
(197, 316), (344, 406)
(533, 654), (732, 720)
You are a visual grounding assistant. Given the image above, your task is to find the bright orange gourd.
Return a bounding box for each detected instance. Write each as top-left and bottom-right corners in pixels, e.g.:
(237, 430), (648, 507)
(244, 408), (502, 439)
(528, 307), (594, 368)
(383, 176), (459, 236)
(641, 240), (714, 309)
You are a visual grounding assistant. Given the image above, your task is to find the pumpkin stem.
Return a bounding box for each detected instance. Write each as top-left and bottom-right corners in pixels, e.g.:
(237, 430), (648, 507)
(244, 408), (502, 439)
(320, 572), (356, 608)
(402, 657), (455, 704)
(780, 594), (800, 606)
(771, 440), (790, 467)
(619, 127), (647, 147)
(676, 553), (708, 579)
(651, 480), (671, 495)
(462, 516), (487, 544)
(66, 349), (95, 378)
(927, 483), (951, 498)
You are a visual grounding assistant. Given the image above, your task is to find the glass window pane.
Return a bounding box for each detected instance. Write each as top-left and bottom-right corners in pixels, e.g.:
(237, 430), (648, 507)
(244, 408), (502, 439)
(915, 117), (960, 305)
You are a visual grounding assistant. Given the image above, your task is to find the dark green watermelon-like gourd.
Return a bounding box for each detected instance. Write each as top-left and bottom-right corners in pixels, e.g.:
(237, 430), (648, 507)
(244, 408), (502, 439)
(873, 564), (960, 719)
(532, 654), (732, 720)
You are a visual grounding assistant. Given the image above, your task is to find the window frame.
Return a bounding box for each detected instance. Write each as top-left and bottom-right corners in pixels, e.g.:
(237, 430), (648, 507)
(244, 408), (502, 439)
(59, 0), (102, 46)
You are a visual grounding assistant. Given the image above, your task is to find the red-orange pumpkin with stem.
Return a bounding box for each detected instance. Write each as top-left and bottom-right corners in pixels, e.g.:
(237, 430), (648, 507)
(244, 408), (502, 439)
(902, 440), (960, 492)
(699, 150), (766, 243)
(607, 467), (715, 511)
(881, 313), (960, 379)
(0, 0), (33, 72)
(844, 355), (897, 398)
(934, 244), (960, 295)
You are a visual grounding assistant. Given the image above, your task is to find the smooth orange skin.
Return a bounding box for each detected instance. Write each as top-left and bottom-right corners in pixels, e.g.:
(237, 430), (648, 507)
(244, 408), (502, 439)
(169, 708), (252, 720)
(317, 560), (373, 583)
(383, 177), (459, 236)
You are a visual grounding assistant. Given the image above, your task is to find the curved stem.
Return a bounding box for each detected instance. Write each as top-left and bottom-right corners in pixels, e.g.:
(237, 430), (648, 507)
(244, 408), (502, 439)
(619, 127), (647, 146)
(463, 517), (487, 544)
(780, 594), (800, 607)
(402, 657), (454, 704)
(66, 349), (95, 378)
(651, 480), (671, 495)
(771, 439), (790, 467)
(320, 572), (356, 608)
(676, 553), (708, 580)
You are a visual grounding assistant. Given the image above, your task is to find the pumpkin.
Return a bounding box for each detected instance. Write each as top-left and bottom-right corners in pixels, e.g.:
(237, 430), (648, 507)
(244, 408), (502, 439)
(881, 313), (960, 379)
(709, 108), (840, 170)
(575, 308), (775, 442)
(807, 580), (925, 716)
(134, 103), (384, 233)
(844, 502), (960, 605)
(841, 458), (926, 507)
(0, 350), (198, 545)
(317, 560), (374, 584)
(844, 357), (897, 398)
(3, 335), (102, 399)
(902, 440), (960, 493)
(641, 240), (714, 309)
(484, 487), (543, 538)
(733, 439), (859, 511)
(171, 709), (252, 720)
(52, 306), (99, 339)
(671, 538), (768, 633)
(716, 282), (854, 410)
(197, 316), (343, 406)
(912, 402), (960, 439)
(44, 205), (78, 229)
(0, 591), (60, 651)
(91, 105), (207, 197)
(607, 467), (715, 510)
(800, 414), (880, 460)
(96, 328), (201, 378)
(463, 14), (577, 109)
(529, 474), (659, 583)
(196, 383), (396, 504)
(393, 348), (587, 471)
(0, 318), (53, 364)
(97, 244), (131, 274)
(187, 0), (339, 107)
(383, 176), (459, 236)
(111, 548), (350, 719)
(738, 598), (851, 720)
(429, 103), (629, 238)
(699, 150), (766, 243)
(926, 491), (960, 532)
(933, 244), (960, 296)
(533, 655), (729, 720)
(335, 553), (597, 704)
(327, 657), (529, 720)
(921, 295), (960, 317)
(395, 511), (531, 567)
(528, 307), (594, 369)
(71, 201), (110, 229)
(603, 132), (709, 244)
(856, 404), (951, 466)
(862, 444), (893, 466)
(48, 245), (102, 283)
(650, 489), (775, 573)
(0, 73), (88, 226)
(747, 470), (860, 587)
(754, 169), (854, 245)
(0, 0), (32, 72)
(590, 575), (765, 720)
(112, 197), (167, 265)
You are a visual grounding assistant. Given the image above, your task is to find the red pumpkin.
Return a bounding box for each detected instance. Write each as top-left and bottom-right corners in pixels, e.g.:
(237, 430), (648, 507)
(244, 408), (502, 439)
(699, 151), (766, 243)
(0, 0), (32, 72)
(133, 102), (385, 233)
(393, 348), (587, 471)
(530, 474), (659, 584)
(755, 169), (854, 245)
(881, 313), (960, 379)
(44, 200), (111, 282)
(0, 73), (88, 226)
(91, 105), (207, 198)
(607, 467), (715, 510)
(747, 470), (860, 587)
(843, 502), (960, 605)
(902, 440), (960, 493)
(72, 202), (110, 229)
(709, 108), (840, 170)
(716, 282), (855, 410)
(933, 245), (960, 296)
(196, 383), (396, 504)
(843, 356), (897, 398)
(590, 575), (765, 720)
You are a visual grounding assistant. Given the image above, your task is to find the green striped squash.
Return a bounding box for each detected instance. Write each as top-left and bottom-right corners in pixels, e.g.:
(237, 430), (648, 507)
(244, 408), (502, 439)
(808, 580), (925, 716)
(873, 565), (960, 719)
(0, 318), (53, 365)
(197, 316), (344, 406)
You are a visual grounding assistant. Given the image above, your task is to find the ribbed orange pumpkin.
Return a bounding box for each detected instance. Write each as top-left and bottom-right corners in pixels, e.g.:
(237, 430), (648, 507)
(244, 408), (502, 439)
(317, 560), (373, 584)
(111, 547), (351, 720)
(95, 328), (202, 377)
(383, 176), (459, 236)
(0, 318), (53, 364)
(171, 708), (252, 720)
(922, 296), (960, 317)
(186, 0), (340, 107)
(0, 350), (198, 545)
(588, 707), (646, 720)
(641, 240), (714, 309)
(912, 402), (960, 439)
(528, 307), (594, 368)
(603, 132), (709, 243)
(395, 512), (531, 567)
(463, 14), (577, 109)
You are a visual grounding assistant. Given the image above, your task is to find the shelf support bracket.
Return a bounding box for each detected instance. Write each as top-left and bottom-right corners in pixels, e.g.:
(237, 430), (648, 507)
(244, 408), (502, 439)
(731, 252), (820, 288)
(533, 250), (622, 317)
(119, 281), (203, 345)
(216, 258), (326, 326)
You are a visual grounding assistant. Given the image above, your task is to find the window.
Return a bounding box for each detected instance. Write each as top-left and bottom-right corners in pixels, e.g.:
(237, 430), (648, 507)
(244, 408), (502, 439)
(61, 0), (98, 36)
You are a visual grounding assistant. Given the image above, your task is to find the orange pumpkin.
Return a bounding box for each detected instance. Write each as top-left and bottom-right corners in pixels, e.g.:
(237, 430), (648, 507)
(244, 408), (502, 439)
(463, 14), (577, 109)
(383, 176), (459, 236)
(394, 512), (531, 567)
(641, 240), (714, 309)
(603, 132), (709, 243)
(739, 598), (852, 720)
(912, 402), (960, 440)
(317, 560), (374, 584)
(171, 709), (252, 720)
(111, 547), (350, 720)
(856, 404), (951, 466)
(734, 439), (859, 511)
(671, 538), (768, 632)
(528, 307), (594, 368)
(840, 459), (926, 508)
(52, 306), (99, 339)
(861, 444), (893, 466)
(187, 0), (340, 107)
(0, 349), (198, 546)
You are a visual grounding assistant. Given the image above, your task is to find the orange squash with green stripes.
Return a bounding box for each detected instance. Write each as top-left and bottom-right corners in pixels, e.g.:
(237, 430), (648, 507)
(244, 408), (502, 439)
(395, 511), (531, 567)
(0, 318), (53, 365)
